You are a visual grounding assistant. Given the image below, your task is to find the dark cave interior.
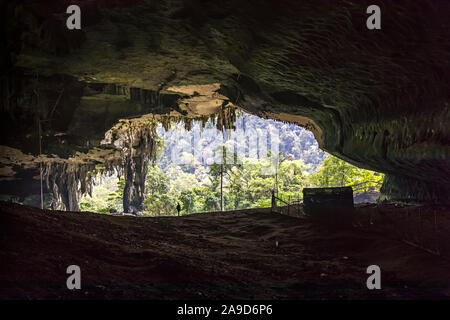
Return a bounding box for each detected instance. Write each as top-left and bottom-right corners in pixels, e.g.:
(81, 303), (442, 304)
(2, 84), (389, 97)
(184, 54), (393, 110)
(0, 0), (449, 300)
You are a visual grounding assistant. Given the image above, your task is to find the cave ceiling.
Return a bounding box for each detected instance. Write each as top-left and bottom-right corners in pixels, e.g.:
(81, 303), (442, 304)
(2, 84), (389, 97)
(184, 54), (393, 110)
(0, 0), (449, 204)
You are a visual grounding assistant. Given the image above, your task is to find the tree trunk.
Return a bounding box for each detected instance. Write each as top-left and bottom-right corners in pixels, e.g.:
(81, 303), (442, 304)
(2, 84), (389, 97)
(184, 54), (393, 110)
(123, 155), (148, 214)
(58, 174), (80, 212)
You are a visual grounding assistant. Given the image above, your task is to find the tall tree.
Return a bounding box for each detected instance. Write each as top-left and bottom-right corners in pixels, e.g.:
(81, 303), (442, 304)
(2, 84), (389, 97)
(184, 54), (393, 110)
(209, 145), (242, 211)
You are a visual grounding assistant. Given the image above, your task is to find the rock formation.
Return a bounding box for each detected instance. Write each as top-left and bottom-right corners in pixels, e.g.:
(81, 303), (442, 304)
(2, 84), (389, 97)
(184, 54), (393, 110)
(0, 0), (449, 207)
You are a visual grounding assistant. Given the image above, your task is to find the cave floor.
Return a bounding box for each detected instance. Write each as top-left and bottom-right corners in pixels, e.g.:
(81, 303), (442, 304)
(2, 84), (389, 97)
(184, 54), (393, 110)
(0, 202), (449, 300)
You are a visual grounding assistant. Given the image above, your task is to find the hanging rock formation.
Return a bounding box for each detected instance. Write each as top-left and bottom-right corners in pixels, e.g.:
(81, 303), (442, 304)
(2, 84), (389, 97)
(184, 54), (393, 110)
(102, 116), (160, 213)
(123, 155), (148, 214)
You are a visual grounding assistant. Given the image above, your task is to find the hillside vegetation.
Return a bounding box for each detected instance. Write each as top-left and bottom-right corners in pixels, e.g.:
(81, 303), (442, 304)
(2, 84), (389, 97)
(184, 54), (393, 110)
(81, 114), (383, 215)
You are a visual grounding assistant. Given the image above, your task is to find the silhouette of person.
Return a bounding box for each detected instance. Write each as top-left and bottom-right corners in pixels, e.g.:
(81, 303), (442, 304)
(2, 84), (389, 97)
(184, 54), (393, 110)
(176, 202), (181, 216)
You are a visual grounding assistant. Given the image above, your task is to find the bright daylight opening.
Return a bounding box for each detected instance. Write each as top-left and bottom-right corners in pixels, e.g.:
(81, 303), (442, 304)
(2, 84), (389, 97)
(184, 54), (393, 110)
(80, 111), (384, 216)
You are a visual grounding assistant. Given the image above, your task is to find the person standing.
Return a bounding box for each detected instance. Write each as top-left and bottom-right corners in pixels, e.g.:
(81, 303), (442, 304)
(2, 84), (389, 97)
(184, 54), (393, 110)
(176, 202), (181, 216)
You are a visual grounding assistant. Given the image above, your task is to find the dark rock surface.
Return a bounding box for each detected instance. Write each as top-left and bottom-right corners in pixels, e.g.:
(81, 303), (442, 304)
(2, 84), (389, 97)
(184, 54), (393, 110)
(303, 187), (354, 215)
(1, 202), (450, 299)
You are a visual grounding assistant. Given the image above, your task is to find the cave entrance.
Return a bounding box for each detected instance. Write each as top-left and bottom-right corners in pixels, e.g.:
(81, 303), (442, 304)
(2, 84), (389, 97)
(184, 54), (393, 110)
(79, 110), (384, 216)
(0, 76), (383, 213)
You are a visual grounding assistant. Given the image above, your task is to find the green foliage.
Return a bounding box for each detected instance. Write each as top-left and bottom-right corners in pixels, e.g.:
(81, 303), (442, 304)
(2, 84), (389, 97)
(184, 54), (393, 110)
(202, 191), (221, 212)
(81, 153), (384, 215)
(142, 165), (178, 216)
(143, 193), (178, 216)
(80, 112), (384, 215)
(145, 165), (170, 196)
(207, 145), (244, 210)
(307, 155), (384, 190)
(179, 189), (196, 214)
(80, 175), (124, 213)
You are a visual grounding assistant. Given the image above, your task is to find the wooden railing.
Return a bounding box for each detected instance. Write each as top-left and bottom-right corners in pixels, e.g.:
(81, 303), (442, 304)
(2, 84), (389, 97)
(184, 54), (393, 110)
(346, 180), (382, 192)
(271, 193), (304, 217)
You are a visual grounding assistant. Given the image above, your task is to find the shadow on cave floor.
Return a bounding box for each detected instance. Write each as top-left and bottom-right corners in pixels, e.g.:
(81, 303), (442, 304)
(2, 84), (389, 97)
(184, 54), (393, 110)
(0, 202), (449, 300)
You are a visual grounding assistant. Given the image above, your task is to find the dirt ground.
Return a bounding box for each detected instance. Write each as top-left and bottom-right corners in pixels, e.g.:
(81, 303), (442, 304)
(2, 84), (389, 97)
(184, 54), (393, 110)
(0, 202), (449, 300)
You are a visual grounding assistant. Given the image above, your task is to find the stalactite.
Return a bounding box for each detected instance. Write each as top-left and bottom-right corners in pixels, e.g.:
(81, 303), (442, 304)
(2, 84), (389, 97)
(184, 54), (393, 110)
(103, 116), (160, 213)
(155, 104), (238, 132)
(40, 102), (238, 212)
(43, 162), (96, 211)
